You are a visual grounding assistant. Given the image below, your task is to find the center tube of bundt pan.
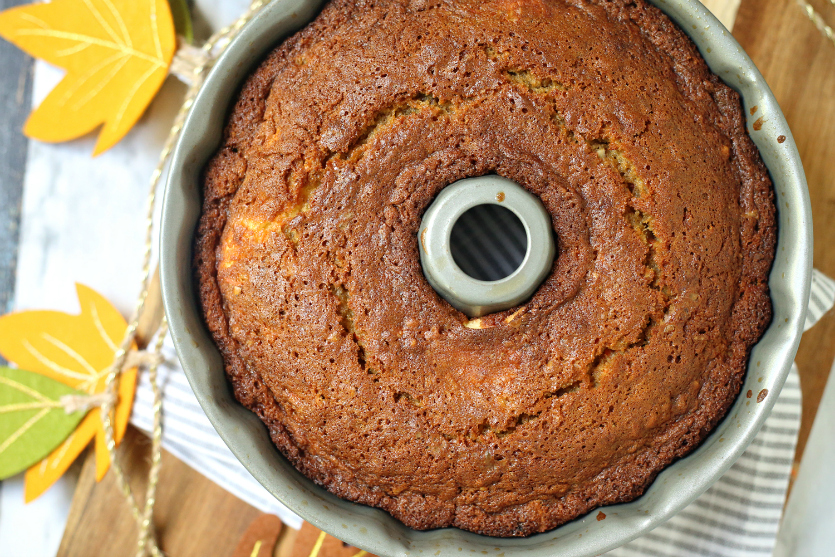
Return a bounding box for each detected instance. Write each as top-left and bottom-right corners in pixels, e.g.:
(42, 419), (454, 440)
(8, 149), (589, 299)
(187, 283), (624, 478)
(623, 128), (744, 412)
(418, 175), (555, 317)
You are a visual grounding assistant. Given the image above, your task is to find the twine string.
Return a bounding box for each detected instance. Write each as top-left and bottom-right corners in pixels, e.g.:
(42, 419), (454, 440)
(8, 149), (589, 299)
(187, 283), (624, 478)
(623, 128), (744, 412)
(92, 2), (271, 556)
(60, 392), (113, 414)
(136, 319), (169, 555)
(57, 349), (163, 414)
(168, 44), (210, 84)
(798, 0), (835, 46)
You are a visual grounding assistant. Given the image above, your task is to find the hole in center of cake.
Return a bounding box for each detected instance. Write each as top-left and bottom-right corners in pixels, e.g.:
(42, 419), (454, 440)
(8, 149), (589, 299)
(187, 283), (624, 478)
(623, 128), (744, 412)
(450, 204), (528, 281)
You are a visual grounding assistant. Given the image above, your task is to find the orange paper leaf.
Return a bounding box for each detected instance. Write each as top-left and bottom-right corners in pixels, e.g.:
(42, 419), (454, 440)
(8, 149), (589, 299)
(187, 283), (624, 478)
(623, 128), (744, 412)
(293, 523), (374, 557)
(232, 514), (283, 557)
(0, 284), (137, 500)
(0, 0), (176, 155)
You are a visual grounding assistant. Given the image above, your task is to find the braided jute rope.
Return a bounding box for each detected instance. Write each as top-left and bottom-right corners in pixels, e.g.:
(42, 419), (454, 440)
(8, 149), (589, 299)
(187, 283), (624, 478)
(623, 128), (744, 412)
(59, 352), (163, 413)
(798, 0), (835, 46)
(92, 1), (270, 556)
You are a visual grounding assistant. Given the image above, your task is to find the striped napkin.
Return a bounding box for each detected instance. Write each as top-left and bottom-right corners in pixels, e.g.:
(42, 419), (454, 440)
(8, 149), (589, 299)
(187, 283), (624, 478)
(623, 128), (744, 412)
(131, 269), (835, 551)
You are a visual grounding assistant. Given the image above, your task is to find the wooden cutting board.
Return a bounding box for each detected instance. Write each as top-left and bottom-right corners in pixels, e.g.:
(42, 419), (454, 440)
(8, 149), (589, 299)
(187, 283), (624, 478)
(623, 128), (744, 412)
(57, 0), (835, 554)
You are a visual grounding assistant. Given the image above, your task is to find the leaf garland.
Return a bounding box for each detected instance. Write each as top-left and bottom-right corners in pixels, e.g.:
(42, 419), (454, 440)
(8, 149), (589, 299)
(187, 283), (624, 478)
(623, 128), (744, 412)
(0, 0), (176, 155)
(0, 284), (137, 501)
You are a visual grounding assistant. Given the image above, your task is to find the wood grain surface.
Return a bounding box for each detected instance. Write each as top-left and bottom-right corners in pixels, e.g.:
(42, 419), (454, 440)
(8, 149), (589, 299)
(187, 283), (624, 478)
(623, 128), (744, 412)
(51, 0), (835, 555)
(56, 426), (266, 557)
(732, 0), (835, 464)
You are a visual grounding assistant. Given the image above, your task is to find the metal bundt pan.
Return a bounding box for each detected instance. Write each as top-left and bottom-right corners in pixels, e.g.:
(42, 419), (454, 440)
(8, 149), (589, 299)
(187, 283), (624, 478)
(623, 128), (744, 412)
(160, 0), (813, 554)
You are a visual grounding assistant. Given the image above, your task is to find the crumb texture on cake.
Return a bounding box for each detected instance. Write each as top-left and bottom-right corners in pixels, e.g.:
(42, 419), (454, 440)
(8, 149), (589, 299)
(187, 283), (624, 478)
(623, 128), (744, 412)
(195, 0), (776, 537)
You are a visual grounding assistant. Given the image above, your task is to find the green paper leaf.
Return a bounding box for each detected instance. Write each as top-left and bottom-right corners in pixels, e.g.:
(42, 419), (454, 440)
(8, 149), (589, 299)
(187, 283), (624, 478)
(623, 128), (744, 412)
(169, 0), (193, 44)
(0, 367), (86, 480)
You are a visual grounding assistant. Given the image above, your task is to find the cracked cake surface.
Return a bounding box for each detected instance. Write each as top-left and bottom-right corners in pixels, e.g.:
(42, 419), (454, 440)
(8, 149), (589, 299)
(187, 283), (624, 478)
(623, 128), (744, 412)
(195, 0), (776, 537)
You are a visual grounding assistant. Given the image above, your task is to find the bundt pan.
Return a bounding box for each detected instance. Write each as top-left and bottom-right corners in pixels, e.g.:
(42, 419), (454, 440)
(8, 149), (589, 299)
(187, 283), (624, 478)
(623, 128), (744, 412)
(159, 0), (812, 554)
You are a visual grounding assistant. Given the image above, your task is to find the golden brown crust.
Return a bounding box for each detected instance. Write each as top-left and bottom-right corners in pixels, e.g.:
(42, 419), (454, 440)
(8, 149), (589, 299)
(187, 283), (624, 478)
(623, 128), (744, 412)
(195, 0), (776, 537)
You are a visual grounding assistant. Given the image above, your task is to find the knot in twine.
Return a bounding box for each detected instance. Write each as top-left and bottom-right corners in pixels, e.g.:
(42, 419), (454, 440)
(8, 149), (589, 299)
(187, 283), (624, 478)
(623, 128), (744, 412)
(60, 391), (114, 414)
(59, 350), (165, 414)
(169, 43), (211, 84)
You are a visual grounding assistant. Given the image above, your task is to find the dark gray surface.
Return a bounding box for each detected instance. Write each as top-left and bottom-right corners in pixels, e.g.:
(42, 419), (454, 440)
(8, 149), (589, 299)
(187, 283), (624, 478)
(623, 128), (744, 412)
(451, 203), (527, 282)
(0, 0), (32, 332)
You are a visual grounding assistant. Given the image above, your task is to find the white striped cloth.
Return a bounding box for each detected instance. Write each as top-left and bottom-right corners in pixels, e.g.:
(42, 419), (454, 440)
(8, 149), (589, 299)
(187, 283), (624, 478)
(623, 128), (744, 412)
(131, 269), (835, 550)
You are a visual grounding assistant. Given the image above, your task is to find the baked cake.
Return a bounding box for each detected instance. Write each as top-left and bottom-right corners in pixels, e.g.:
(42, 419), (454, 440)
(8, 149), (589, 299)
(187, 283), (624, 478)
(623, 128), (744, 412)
(195, 0), (776, 537)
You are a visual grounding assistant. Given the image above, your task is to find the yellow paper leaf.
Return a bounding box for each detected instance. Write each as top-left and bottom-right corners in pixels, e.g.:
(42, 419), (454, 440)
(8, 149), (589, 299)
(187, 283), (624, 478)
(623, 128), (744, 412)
(0, 0), (176, 155)
(0, 284), (138, 500)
